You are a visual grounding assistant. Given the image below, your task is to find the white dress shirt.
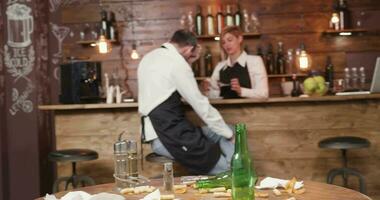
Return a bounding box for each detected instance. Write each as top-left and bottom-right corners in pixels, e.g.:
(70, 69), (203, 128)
(138, 43), (233, 141)
(208, 51), (269, 99)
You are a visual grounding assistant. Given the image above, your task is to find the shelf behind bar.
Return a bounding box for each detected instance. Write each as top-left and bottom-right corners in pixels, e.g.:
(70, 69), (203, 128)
(196, 74), (307, 80)
(76, 39), (119, 46)
(196, 32), (261, 40)
(322, 29), (367, 36)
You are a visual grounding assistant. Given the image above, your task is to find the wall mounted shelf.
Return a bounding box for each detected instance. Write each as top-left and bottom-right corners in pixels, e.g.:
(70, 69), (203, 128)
(322, 29), (367, 36)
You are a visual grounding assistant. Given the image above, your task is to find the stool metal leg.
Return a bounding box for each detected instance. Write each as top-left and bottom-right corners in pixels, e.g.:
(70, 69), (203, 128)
(327, 168), (344, 184)
(53, 176), (70, 193)
(344, 168), (367, 194)
(76, 175), (96, 187)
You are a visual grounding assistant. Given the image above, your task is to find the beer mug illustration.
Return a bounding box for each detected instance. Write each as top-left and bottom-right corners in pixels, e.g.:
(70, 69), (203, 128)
(6, 3), (34, 48)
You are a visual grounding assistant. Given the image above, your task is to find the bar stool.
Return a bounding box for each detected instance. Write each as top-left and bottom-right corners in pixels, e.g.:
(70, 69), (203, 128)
(318, 136), (370, 194)
(49, 149), (98, 192)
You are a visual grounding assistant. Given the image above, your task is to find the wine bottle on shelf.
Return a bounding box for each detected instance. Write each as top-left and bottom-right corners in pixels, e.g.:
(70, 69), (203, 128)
(359, 67), (366, 91)
(216, 5), (225, 34)
(256, 45), (264, 59)
(234, 3), (242, 28)
(225, 5), (234, 26)
(204, 46), (213, 77)
(108, 11), (118, 41)
(351, 67), (359, 90)
(192, 60), (201, 77)
(231, 123), (256, 200)
(265, 43), (274, 75)
(291, 74), (300, 97)
(324, 56), (334, 92)
(276, 42), (286, 74)
(195, 5), (204, 36)
(337, 0), (350, 29)
(243, 45), (251, 55)
(206, 6), (215, 35)
(100, 10), (110, 39)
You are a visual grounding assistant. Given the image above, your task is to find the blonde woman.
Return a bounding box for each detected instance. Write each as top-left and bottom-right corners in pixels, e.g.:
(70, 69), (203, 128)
(202, 26), (268, 99)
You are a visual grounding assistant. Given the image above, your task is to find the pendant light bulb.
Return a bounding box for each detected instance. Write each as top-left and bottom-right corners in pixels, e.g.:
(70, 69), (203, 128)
(299, 50), (309, 70)
(98, 35), (111, 54)
(131, 43), (139, 59)
(297, 43), (311, 71)
(331, 12), (340, 23)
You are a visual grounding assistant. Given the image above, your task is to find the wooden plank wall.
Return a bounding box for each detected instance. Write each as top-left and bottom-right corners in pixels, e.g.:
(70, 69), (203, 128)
(58, 0), (380, 98)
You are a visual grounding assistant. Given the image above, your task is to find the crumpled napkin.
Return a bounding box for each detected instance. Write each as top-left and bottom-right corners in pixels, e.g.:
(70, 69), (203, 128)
(44, 191), (125, 200)
(140, 189), (160, 200)
(255, 177), (304, 190)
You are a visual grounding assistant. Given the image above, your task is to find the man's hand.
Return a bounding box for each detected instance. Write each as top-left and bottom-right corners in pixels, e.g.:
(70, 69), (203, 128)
(200, 79), (211, 95)
(229, 134), (235, 144)
(230, 78), (242, 96)
(187, 45), (202, 64)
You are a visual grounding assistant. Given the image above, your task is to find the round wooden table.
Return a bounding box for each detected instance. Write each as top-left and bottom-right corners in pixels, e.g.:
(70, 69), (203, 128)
(35, 179), (371, 200)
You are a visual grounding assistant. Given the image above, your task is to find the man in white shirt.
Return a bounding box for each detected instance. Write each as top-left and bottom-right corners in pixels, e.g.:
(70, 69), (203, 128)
(138, 30), (234, 175)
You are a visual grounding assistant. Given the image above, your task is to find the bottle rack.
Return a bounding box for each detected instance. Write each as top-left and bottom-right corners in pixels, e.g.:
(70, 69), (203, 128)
(195, 74), (307, 81)
(322, 29), (367, 36)
(196, 32), (261, 40)
(76, 39), (119, 46)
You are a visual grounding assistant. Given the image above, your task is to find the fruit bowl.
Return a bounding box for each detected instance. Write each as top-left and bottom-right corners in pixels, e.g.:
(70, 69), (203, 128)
(303, 76), (328, 96)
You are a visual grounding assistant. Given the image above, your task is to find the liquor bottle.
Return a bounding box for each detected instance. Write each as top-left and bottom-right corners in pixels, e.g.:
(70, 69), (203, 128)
(225, 5), (234, 26)
(286, 49), (295, 74)
(256, 45), (264, 59)
(276, 42), (286, 74)
(231, 123), (256, 200)
(324, 56), (334, 92)
(108, 11), (118, 41)
(216, 5), (225, 34)
(351, 67), (359, 90)
(291, 74), (300, 97)
(192, 60), (201, 77)
(195, 5), (204, 35)
(337, 0), (350, 29)
(100, 10), (110, 39)
(206, 6), (215, 35)
(195, 171), (232, 189)
(359, 67), (366, 91)
(234, 3), (242, 28)
(344, 67), (351, 90)
(265, 44), (274, 75)
(204, 46), (213, 76)
(243, 45), (251, 54)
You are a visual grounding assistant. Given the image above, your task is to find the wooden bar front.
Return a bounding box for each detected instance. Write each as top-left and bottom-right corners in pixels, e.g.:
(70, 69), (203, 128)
(39, 94), (380, 199)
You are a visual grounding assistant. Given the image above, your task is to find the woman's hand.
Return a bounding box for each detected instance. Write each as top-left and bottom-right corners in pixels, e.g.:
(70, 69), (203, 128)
(230, 78), (242, 96)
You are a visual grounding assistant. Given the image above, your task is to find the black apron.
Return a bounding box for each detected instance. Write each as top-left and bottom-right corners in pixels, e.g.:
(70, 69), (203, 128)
(147, 92), (221, 174)
(219, 62), (252, 99)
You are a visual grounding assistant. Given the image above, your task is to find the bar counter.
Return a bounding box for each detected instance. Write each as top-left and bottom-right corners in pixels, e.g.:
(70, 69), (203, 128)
(39, 94), (380, 197)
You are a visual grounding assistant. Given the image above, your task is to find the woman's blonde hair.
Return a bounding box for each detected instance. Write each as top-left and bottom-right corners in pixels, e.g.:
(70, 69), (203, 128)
(220, 25), (243, 39)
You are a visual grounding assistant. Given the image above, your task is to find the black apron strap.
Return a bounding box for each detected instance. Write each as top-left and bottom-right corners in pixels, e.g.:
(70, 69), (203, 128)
(140, 115), (148, 170)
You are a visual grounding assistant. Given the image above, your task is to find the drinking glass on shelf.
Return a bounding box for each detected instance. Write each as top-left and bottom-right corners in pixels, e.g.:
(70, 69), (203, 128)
(333, 79), (345, 93)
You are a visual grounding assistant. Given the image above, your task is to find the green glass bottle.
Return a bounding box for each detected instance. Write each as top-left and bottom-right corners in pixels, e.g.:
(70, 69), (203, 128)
(231, 123), (257, 200)
(195, 170), (232, 189)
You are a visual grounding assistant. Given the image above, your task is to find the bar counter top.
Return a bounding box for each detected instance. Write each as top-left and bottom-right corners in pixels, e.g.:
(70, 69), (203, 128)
(38, 93), (380, 110)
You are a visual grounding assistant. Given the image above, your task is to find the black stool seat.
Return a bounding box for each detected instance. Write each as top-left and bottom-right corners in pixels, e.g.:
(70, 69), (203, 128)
(49, 148), (98, 193)
(49, 149), (98, 162)
(318, 136), (370, 194)
(319, 136), (370, 150)
(145, 152), (174, 164)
